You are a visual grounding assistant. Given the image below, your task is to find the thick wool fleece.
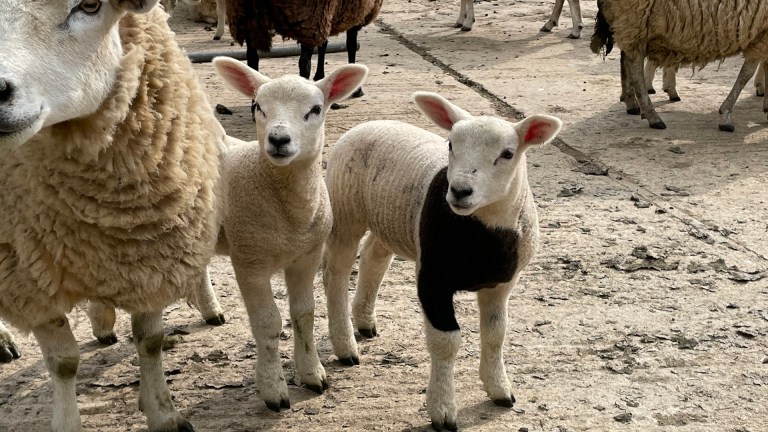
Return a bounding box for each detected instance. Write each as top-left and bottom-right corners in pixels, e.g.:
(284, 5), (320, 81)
(227, 0), (383, 51)
(601, 0), (768, 67)
(0, 8), (224, 331)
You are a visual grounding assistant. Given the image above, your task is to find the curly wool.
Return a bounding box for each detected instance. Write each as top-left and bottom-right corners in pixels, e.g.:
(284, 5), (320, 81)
(601, 0), (768, 68)
(227, 0), (383, 51)
(0, 8), (224, 331)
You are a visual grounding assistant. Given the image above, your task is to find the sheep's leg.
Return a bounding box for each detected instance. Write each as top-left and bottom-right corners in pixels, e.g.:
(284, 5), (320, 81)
(213, 0), (226, 41)
(312, 42), (328, 82)
(323, 226), (366, 366)
(298, 44), (314, 80)
(718, 57), (760, 132)
(245, 33), (260, 121)
(566, 0), (583, 39)
(756, 61), (766, 97)
(460, 0), (475, 31)
(625, 51), (666, 128)
(352, 235), (393, 338)
(644, 59), (657, 94)
(32, 316), (82, 431)
(477, 281), (516, 407)
(87, 301), (118, 345)
(347, 26), (365, 98)
(455, 0), (468, 29)
(193, 266), (225, 326)
(422, 308), (460, 432)
(0, 320), (21, 362)
(662, 65), (681, 102)
(620, 51), (640, 114)
(285, 247), (327, 394)
(131, 311), (193, 431)
(233, 261), (289, 411)
(540, 0), (564, 33)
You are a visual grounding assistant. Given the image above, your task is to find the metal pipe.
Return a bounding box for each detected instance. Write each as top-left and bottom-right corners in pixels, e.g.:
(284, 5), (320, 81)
(187, 41), (359, 64)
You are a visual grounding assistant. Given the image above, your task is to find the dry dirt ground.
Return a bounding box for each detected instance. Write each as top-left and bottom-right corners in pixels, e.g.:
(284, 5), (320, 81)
(2, 1), (768, 431)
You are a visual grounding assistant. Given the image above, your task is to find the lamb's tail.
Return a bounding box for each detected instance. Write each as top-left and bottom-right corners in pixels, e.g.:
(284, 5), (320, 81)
(590, 1), (614, 56)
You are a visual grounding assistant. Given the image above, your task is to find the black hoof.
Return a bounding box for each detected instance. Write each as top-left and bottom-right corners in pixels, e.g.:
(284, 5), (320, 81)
(97, 333), (118, 346)
(338, 356), (360, 366)
(351, 87), (364, 98)
(205, 314), (226, 326)
(669, 96), (682, 102)
(647, 89), (656, 94)
(431, 421), (458, 432)
(763, 107), (768, 113)
(650, 121), (667, 130)
(305, 378), (329, 394)
(453, 23), (462, 28)
(719, 124), (735, 132)
(539, 26), (552, 33)
(177, 419), (195, 432)
(566, 34), (580, 39)
(213, 36), (221, 41)
(493, 396), (515, 408)
(1, 347), (18, 363)
(461, 27), (471, 32)
(757, 90), (765, 97)
(265, 397), (291, 412)
(358, 327), (377, 339)
(626, 107), (641, 115)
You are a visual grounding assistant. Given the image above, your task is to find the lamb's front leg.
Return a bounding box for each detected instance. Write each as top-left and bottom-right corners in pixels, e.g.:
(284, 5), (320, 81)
(566, 0), (583, 39)
(540, 0), (565, 33)
(285, 247), (328, 394)
(32, 316), (82, 431)
(455, 0), (474, 31)
(131, 311), (193, 432)
(477, 281), (516, 407)
(0, 320), (21, 362)
(232, 260), (289, 411)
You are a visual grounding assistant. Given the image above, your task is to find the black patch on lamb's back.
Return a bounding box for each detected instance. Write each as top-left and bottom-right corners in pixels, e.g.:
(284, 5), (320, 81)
(417, 167), (519, 332)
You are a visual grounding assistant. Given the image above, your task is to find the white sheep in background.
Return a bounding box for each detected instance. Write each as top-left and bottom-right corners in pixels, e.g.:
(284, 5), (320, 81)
(0, 2), (224, 430)
(212, 57), (368, 411)
(323, 92), (561, 430)
(592, 0), (768, 131)
(457, 0), (582, 38)
(0, 320), (21, 362)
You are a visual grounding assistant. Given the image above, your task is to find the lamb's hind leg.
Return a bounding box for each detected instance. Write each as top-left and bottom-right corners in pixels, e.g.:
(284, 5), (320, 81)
(718, 57), (760, 132)
(213, 0), (226, 40)
(566, 0), (583, 39)
(352, 234), (394, 338)
(644, 59), (658, 94)
(285, 247), (328, 394)
(32, 317), (82, 431)
(477, 280), (517, 407)
(132, 311), (193, 431)
(662, 64), (681, 102)
(0, 320), (21, 362)
(87, 301), (118, 345)
(192, 266), (225, 326)
(541, 0), (564, 33)
(456, 0), (475, 31)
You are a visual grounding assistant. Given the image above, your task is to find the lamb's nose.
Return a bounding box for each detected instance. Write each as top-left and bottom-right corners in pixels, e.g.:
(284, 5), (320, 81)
(450, 186), (473, 199)
(268, 133), (291, 147)
(0, 78), (13, 103)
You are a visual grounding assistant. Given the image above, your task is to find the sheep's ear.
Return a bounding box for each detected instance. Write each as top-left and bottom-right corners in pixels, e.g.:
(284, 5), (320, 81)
(514, 115), (562, 150)
(413, 92), (472, 131)
(317, 64), (369, 105)
(111, 0), (161, 13)
(212, 57), (270, 98)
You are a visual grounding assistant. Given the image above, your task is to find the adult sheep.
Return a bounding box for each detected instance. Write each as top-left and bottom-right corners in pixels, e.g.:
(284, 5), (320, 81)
(591, 0), (768, 131)
(323, 93), (561, 430)
(0, 1), (223, 431)
(457, 0), (583, 38)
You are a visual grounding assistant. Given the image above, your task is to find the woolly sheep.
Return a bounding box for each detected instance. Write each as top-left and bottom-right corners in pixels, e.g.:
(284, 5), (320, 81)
(323, 93), (561, 430)
(591, 0), (768, 131)
(0, 2), (224, 430)
(212, 57), (368, 411)
(0, 320), (21, 363)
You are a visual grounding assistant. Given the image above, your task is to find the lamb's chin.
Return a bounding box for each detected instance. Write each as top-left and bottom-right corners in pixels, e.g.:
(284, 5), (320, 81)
(449, 203), (477, 216)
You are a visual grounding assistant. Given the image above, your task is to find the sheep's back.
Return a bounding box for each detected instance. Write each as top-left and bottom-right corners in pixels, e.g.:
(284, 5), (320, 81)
(331, 0), (384, 35)
(326, 120), (447, 260)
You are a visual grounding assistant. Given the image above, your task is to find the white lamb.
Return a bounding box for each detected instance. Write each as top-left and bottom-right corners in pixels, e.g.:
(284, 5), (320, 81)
(323, 93), (561, 430)
(212, 57), (368, 411)
(0, 2), (224, 431)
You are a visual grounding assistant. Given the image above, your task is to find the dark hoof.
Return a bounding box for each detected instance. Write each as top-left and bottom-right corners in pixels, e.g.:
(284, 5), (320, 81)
(719, 124), (735, 132)
(0, 344), (21, 362)
(669, 96), (682, 102)
(539, 26), (552, 33)
(619, 95), (625, 102)
(358, 327), (377, 339)
(265, 397), (291, 412)
(431, 421), (458, 432)
(492, 396), (515, 408)
(647, 89), (656, 94)
(351, 87), (365, 98)
(213, 36), (221, 41)
(763, 107), (768, 113)
(461, 26), (471, 32)
(650, 121), (667, 130)
(757, 90), (765, 97)
(305, 378), (329, 394)
(626, 107), (641, 115)
(205, 314), (226, 326)
(338, 356), (360, 366)
(566, 34), (580, 39)
(97, 333), (118, 346)
(453, 23), (462, 28)
(177, 419), (195, 432)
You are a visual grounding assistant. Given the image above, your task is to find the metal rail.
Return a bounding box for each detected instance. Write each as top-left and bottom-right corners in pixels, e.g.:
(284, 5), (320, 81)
(187, 41), (359, 63)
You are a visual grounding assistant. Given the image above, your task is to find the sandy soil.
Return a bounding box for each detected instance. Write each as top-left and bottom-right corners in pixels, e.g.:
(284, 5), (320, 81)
(2, 1), (767, 431)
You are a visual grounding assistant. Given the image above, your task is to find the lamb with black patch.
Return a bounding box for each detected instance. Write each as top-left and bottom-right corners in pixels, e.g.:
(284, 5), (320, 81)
(323, 92), (562, 431)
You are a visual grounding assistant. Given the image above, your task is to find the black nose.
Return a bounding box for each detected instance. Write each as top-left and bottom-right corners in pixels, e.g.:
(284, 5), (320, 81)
(450, 186), (473, 199)
(0, 78), (13, 103)
(268, 133), (291, 147)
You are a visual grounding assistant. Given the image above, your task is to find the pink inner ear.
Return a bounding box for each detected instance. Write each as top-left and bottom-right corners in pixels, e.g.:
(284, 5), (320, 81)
(222, 63), (256, 96)
(524, 120), (549, 143)
(329, 71), (358, 100)
(422, 99), (453, 129)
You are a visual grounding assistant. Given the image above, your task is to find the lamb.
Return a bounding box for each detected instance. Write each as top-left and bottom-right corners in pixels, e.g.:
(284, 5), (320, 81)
(322, 92), (561, 430)
(591, 0), (768, 131)
(457, 0), (582, 38)
(212, 57), (368, 411)
(0, 320), (21, 363)
(0, 2), (224, 431)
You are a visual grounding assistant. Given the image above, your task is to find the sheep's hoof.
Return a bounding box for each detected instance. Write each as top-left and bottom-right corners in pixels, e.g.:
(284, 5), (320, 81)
(265, 397), (291, 412)
(305, 379), (329, 395)
(539, 25), (552, 33)
(97, 333), (119, 346)
(351, 87), (365, 98)
(719, 124), (735, 132)
(453, 23), (463, 28)
(177, 419), (195, 432)
(461, 26), (472, 32)
(358, 327), (378, 339)
(205, 313), (226, 326)
(338, 356), (360, 366)
(757, 89), (765, 97)
(213, 36), (221, 41)
(492, 395), (516, 407)
(669, 96), (681, 102)
(626, 107), (641, 115)
(650, 120), (667, 129)
(566, 34), (580, 39)
(431, 420), (458, 432)
(0, 344), (21, 362)
(647, 88), (656, 94)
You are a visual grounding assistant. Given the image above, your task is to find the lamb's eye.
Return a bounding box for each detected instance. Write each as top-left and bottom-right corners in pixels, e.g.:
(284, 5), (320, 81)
(78, 0), (101, 14)
(500, 149), (514, 160)
(304, 104), (322, 120)
(255, 103), (264, 115)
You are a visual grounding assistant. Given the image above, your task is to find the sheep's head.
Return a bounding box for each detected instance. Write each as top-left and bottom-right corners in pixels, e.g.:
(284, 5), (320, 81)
(213, 57), (368, 167)
(0, 0), (161, 148)
(414, 92), (561, 216)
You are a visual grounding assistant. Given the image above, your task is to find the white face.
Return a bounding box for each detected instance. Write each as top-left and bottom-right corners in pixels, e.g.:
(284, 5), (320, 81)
(0, 0), (159, 148)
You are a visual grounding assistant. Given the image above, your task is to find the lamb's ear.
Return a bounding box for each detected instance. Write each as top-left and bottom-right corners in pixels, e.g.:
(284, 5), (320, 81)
(111, 0), (161, 13)
(212, 57), (270, 98)
(316, 64), (369, 105)
(514, 114), (562, 150)
(413, 92), (472, 131)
